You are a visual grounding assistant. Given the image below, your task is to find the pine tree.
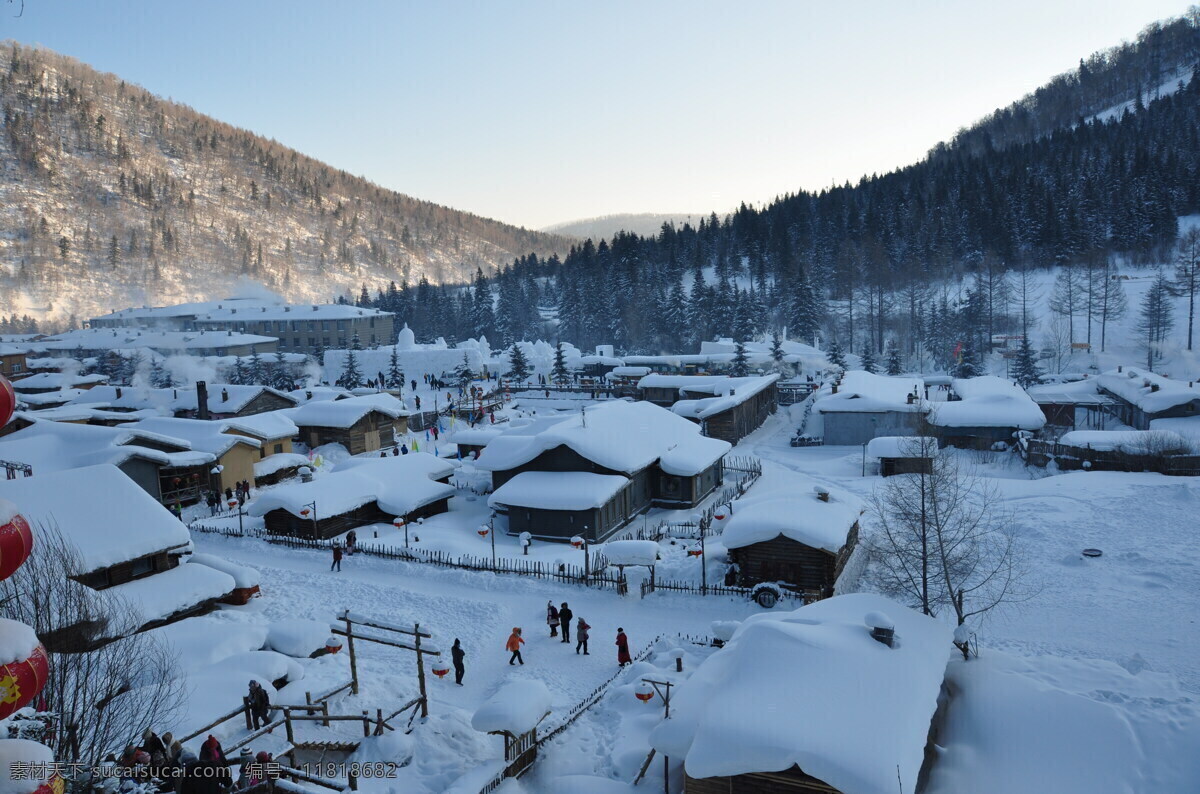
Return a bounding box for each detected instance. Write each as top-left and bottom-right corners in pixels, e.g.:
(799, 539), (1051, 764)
(885, 339), (903, 376)
(107, 234), (120, 270)
(826, 338), (846, 370)
(860, 345), (878, 373)
(350, 331), (363, 351)
(551, 341), (570, 384)
(313, 340), (325, 367)
(230, 355), (248, 385)
(770, 332), (786, 373)
(337, 348), (363, 389)
(953, 338), (982, 378)
(246, 346), (265, 385)
(386, 346), (404, 389)
(1138, 272), (1176, 371)
(731, 340), (750, 377)
(506, 343), (531, 384)
(1011, 336), (1044, 388)
(787, 266), (821, 342)
(149, 356), (173, 388)
(453, 353), (476, 388)
(1174, 228), (1200, 351)
(272, 351), (292, 390)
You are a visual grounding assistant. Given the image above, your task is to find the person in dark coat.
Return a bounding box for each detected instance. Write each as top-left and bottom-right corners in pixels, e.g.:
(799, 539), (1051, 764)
(141, 729), (166, 763)
(331, 544), (343, 572)
(576, 618), (590, 655)
(248, 680), (271, 728)
(616, 628), (632, 666)
(558, 603), (573, 643)
(400, 444), (409, 455)
(198, 735), (225, 763)
(392, 447), (399, 456)
(224, 487), (233, 503)
(345, 530), (357, 555)
(451, 638), (466, 686)
(546, 601), (559, 638)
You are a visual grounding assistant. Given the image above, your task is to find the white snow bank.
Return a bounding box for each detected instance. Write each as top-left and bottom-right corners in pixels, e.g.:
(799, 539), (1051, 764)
(669, 375), (780, 420)
(290, 393), (408, 428)
(488, 472), (629, 511)
(817, 370), (923, 413)
(721, 488), (862, 553)
(1097, 368), (1200, 414)
(865, 436), (937, 459)
(143, 616), (268, 678)
(254, 453), (310, 478)
(347, 732), (414, 767)
(0, 498), (16, 527)
(601, 540), (659, 567)
(105, 562), (236, 627)
(0, 619), (41, 666)
(1058, 429), (1190, 453)
(0, 740), (56, 794)
(932, 376), (1045, 430)
(650, 593), (952, 792)
(267, 619), (330, 658)
(173, 669), (278, 741)
(216, 651), (302, 685)
(471, 679), (552, 735)
(220, 411), (299, 440)
(0, 464), (191, 574)
(189, 553), (261, 589)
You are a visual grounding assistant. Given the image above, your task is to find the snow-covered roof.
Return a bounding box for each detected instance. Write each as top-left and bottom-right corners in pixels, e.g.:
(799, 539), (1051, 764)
(254, 452), (310, 478)
(0, 739), (57, 794)
(219, 411), (299, 440)
(248, 452), (454, 519)
(601, 539), (659, 566)
(90, 297), (277, 322)
(817, 370), (926, 414)
(287, 386), (354, 405)
(175, 384), (297, 414)
(120, 417), (262, 457)
(488, 471), (629, 511)
(865, 436), (937, 459)
(1096, 368), (1200, 414)
(447, 426), (504, 446)
(474, 401), (729, 477)
(10, 371), (107, 391)
(0, 418), (205, 472)
(37, 328), (278, 352)
(197, 303), (391, 322)
(105, 561), (236, 627)
(932, 377), (1046, 430)
(669, 375), (780, 420)
(189, 552), (260, 589)
(650, 593), (952, 792)
(579, 355), (625, 367)
(290, 392), (408, 428)
(721, 487), (863, 553)
(1057, 429), (1191, 453)
(16, 388), (89, 406)
(471, 679), (552, 735)
(0, 464), (191, 573)
(638, 374), (731, 392)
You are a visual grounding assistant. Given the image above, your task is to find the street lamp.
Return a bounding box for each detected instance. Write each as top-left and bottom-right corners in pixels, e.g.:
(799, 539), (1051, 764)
(571, 534), (590, 586)
(226, 498), (244, 535)
(393, 516), (409, 548)
(634, 678), (674, 794)
(299, 501), (317, 537)
(478, 513), (496, 564)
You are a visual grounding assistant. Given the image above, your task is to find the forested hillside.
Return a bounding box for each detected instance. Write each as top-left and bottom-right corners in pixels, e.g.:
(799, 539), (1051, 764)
(0, 43), (569, 329)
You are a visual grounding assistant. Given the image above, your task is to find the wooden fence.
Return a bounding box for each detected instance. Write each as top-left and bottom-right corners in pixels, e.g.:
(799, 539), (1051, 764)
(1020, 437), (1200, 476)
(639, 576), (802, 602)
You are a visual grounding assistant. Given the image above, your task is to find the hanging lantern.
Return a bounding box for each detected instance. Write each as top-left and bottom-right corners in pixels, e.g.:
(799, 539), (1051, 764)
(634, 681), (655, 702)
(0, 374), (14, 428)
(299, 508), (310, 517)
(570, 535), (583, 549)
(430, 659), (451, 679)
(687, 547), (703, 558)
(477, 525), (489, 538)
(31, 771), (64, 794)
(713, 504), (729, 521)
(173, 477), (182, 486)
(323, 636), (342, 654)
(228, 500), (239, 509)
(0, 641), (50, 720)
(0, 504), (34, 582)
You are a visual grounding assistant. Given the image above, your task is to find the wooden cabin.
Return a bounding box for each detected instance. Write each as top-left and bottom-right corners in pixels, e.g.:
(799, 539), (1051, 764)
(291, 396), (409, 455)
(866, 436), (936, 477)
(689, 377), (778, 445)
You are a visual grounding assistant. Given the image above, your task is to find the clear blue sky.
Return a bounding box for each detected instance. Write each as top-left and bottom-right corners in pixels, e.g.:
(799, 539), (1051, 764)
(0, 0), (1191, 229)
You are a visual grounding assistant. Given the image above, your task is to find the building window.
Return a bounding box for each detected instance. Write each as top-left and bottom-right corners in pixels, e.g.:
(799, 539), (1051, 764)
(279, 338), (288, 348)
(274, 443), (284, 454)
(323, 337), (331, 346)
(130, 557), (154, 579)
(309, 337), (317, 347)
(337, 320), (348, 330)
(322, 321), (331, 331)
(10, 363), (20, 373)
(369, 318), (375, 328)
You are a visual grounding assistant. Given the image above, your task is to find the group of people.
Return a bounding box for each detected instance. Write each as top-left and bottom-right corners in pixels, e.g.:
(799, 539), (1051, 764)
(204, 482), (252, 516)
(501, 603), (631, 667)
(106, 729), (274, 793)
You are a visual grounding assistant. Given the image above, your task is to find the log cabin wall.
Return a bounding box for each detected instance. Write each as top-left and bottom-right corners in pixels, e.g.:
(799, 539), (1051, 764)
(702, 383), (778, 445)
(686, 766), (840, 793)
(731, 535), (838, 592)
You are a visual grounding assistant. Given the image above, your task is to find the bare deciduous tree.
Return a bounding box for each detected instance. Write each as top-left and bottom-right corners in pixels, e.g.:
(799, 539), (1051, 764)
(0, 522), (183, 767)
(868, 437), (1027, 625)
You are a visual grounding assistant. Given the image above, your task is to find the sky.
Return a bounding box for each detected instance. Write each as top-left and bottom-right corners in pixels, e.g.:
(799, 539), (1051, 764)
(0, 0), (1192, 229)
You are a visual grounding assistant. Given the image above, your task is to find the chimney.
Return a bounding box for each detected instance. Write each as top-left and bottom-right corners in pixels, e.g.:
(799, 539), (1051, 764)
(865, 612), (895, 648)
(831, 384), (838, 394)
(1117, 365), (1123, 373)
(285, 307), (291, 313)
(196, 381), (210, 421)
(115, 386), (123, 399)
(305, 390), (313, 400)
(222, 388), (229, 402)
(1151, 383), (1160, 392)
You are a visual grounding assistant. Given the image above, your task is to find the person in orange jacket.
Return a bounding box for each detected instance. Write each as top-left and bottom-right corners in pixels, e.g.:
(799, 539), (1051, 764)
(506, 627), (525, 665)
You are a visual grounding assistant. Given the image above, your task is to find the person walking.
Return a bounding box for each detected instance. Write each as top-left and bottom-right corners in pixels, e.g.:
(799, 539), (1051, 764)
(331, 543), (343, 572)
(575, 618), (590, 655)
(345, 530), (357, 556)
(506, 627), (525, 665)
(247, 680), (271, 729)
(451, 638), (466, 685)
(546, 601), (559, 638)
(616, 628), (632, 667)
(198, 735), (225, 763)
(558, 603), (573, 643)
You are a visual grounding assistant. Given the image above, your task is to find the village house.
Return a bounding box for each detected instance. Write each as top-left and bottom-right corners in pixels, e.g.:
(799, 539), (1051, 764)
(651, 373), (781, 445)
(479, 401), (730, 543)
(10, 371), (108, 395)
(816, 370), (928, 445)
(249, 452), (455, 538)
(34, 327), (279, 358)
(865, 435), (936, 477)
(930, 376), (1046, 448)
(193, 302), (394, 354)
(218, 411), (298, 458)
(0, 344), (31, 381)
(119, 416), (263, 497)
(178, 382), (298, 420)
(649, 593), (952, 794)
(721, 484), (863, 599)
(289, 392), (409, 455)
(0, 464), (237, 650)
(1095, 367), (1200, 430)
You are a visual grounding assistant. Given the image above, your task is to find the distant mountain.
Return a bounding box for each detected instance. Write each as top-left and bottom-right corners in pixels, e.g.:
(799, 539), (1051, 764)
(544, 213), (708, 240)
(0, 44), (571, 328)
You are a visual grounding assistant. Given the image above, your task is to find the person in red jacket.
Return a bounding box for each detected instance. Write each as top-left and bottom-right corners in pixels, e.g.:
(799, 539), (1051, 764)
(615, 628), (631, 667)
(331, 543), (343, 572)
(506, 627), (525, 665)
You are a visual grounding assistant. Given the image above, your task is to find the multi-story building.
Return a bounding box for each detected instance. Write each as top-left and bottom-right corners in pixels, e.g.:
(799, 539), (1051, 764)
(193, 304), (394, 354)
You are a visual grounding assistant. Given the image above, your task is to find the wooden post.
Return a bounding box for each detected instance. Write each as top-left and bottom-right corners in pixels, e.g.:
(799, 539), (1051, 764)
(414, 622), (429, 718)
(322, 700), (329, 727)
(345, 614), (360, 695)
(362, 710), (370, 737)
(284, 708), (294, 744)
(243, 696), (253, 730)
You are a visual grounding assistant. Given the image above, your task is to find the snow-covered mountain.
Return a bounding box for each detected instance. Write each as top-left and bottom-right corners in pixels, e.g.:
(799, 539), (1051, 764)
(543, 212), (709, 240)
(0, 44), (571, 328)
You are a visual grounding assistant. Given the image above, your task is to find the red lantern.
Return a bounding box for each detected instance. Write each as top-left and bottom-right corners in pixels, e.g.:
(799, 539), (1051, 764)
(431, 660), (450, 679)
(0, 509), (34, 582)
(0, 374), (14, 428)
(31, 772), (64, 794)
(228, 500), (239, 509)
(0, 643), (50, 720)
(476, 527), (489, 538)
(299, 508), (310, 517)
(634, 682), (655, 702)
(687, 548), (703, 558)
